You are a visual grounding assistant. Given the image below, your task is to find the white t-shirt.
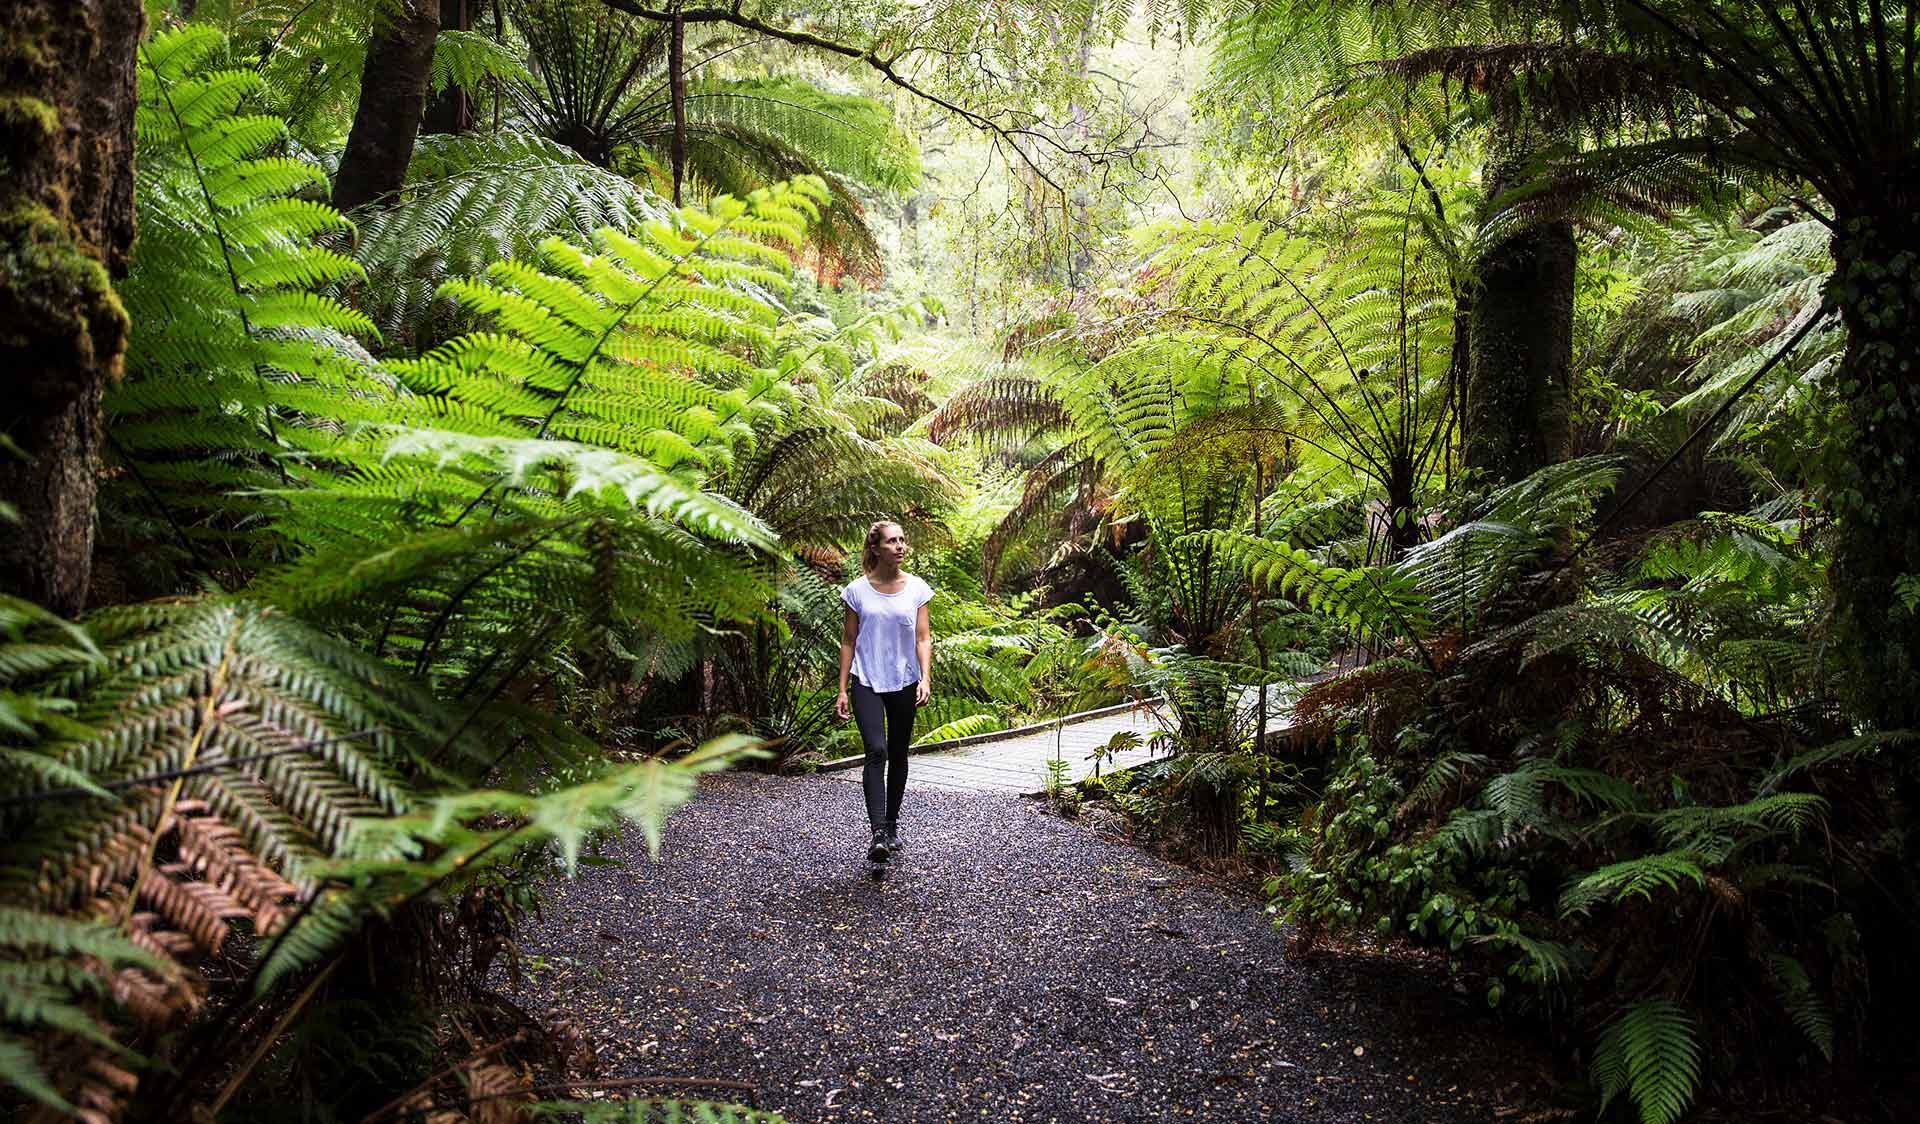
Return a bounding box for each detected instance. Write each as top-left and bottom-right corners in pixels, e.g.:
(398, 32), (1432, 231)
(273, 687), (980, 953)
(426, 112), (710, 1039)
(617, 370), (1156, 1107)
(842, 573), (933, 692)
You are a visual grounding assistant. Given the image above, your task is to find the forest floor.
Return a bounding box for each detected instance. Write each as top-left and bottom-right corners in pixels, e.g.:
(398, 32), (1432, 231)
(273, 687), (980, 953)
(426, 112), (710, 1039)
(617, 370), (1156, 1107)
(509, 771), (1568, 1123)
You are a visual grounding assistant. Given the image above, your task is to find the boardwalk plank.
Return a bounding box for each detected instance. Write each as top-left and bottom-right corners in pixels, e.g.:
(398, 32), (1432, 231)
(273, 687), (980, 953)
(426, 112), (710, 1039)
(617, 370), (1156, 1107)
(822, 686), (1290, 795)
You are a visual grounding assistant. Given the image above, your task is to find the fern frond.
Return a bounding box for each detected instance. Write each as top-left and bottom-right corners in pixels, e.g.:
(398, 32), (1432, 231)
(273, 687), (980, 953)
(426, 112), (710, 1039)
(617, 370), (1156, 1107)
(915, 713), (1005, 745)
(1472, 930), (1592, 990)
(1560, 852), (1706, 917)
(110, 25), (379, 583)
(354, 131), (671, 346)
(1591, 999), (1702, 1124)
(429, 28), (532, 97)
(1203, 530), (1430, 645)
(1764, 953), (1834, 1061)
(1760, 730), (1914, 794)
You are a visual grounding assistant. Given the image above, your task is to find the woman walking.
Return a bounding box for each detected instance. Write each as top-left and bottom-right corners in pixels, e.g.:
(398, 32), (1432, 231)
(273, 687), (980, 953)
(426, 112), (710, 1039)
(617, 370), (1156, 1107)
(836, 520), (932, 862)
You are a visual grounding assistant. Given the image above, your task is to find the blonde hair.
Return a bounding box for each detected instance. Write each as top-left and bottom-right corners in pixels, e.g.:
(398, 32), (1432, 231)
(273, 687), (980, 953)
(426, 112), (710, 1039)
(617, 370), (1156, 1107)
(860, 520), (902, 574)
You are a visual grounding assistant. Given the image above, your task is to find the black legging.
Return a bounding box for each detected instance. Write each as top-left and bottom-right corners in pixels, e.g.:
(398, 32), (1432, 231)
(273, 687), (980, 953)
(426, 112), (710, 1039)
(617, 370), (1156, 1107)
(849, 679), (916, 829)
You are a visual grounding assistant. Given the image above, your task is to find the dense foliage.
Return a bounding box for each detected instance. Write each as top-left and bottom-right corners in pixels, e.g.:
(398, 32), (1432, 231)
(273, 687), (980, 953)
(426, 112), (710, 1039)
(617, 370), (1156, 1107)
(2, 0), (1915, 1121)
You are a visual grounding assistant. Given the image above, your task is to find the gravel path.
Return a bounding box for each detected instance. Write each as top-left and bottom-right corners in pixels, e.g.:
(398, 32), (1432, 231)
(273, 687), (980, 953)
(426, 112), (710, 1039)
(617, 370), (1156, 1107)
(512, 772), (1556, 1123)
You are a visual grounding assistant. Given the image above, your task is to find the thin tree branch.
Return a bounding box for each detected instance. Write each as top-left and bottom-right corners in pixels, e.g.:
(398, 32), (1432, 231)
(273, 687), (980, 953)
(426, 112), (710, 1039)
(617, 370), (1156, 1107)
(594, 0), (1144, 192)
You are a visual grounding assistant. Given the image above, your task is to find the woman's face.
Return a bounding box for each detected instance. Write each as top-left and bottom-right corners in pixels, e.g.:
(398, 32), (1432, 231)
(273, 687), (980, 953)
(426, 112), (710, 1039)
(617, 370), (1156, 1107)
(878, 524), (908, 565)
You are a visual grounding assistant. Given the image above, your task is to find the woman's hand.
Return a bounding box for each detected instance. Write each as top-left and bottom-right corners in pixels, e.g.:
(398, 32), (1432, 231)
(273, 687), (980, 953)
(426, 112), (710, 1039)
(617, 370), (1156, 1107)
(915, 680), (930, 707)
(835, 690), (850, 721)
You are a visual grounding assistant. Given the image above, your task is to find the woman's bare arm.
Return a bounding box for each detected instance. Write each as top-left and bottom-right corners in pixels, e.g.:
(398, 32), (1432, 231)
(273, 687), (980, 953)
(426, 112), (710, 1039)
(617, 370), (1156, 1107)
(914, 603), (932, 706)
(835, 606), (858, 719)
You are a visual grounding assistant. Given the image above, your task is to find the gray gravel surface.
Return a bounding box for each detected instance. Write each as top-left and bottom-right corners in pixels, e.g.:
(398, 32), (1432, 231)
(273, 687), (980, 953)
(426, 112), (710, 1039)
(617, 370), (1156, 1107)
(511, 772), (1557, 1123)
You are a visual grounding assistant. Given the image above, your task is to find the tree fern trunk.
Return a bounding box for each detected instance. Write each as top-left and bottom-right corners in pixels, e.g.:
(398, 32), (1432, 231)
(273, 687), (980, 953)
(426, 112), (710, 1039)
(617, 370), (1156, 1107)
(0, 0), (141, 613)
(332, 0), (438, 211)
(1827, 209), (1920, 732)
(669, 8), (686, 206)
(422, 0), (470, 136)
(1464, 159), (1575, 485)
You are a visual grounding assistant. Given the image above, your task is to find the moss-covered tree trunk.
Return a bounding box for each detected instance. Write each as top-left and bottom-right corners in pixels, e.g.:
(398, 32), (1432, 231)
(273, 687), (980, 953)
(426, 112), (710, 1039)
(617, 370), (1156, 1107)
(332, 0), (438, 211)
(1464, 159), (1576, 485)
(0, 0), (141, 614)
(1827, 208), (1920, 732)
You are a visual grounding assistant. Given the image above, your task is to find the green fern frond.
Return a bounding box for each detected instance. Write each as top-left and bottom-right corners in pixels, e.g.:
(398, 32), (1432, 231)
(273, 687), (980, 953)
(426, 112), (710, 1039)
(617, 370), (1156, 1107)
(1764, 953), (1835, 1061)
(1760, 730), (1913, 794)
(678, 77), (919, 195)
(1405, 751), (1493, 808)
(915, 713), (1005, 744)
(1203, 530), (1431, 645)
(353, 130), (672, 346)
(430, 28), (532, 97)
(110, 25), (379, 581)
(1472, 930), (1591, 990)
(1401, 456), (1624, 624)
(1591, 999), (1702, 1124)
(1560, 852), (1706, 917)
(1648, 793), (1829, 855)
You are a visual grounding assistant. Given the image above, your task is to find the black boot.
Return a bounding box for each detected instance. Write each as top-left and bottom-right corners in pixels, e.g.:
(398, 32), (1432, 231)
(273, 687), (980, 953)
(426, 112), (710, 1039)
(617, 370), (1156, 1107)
(867, 828), (889, 863)
(883, 822), (902, 853)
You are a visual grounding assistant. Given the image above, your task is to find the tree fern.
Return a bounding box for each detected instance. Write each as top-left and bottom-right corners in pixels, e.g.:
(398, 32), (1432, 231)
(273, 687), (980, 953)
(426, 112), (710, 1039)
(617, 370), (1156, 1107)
(1399, 456), (1625, 628)
(1591, 998), (1703, 1124)
(218, 0), (399, 149)
(677, 77), (920, 194)
(270, 182), (832, 688)
(503, 0), (914, 279)
(1202, 530), (1431, 647)
(352, 130), (673, 347)
(109, 24), (378, 582)
(377, 185), (822, 465)
(0, 593), (765, 1109)
(0, 595), (422, 1112)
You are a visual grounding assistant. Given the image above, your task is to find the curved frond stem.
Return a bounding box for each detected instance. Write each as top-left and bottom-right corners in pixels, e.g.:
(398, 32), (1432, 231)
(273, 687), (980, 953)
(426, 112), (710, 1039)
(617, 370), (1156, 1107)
(448, 210), (748, 531)
(413, 519), (583, 678)
(1563, 308), (1826, 572)
(1169, 310), (1395, 482)
(141, 41), (291, 483)
(1614, 0), (1838, 174)
(114, 619), (239, 929)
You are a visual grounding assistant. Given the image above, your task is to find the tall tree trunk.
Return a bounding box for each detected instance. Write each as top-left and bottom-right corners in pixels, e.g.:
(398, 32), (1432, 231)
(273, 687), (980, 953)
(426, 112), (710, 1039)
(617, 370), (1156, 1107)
(422, 0), (471, 136)
(668, 8), (686, 205)
(1827, 208), (1920, 733)
(332, 1), (439, 212)
(1463, 157), (1576, 484)
(0, 0), (142, 614)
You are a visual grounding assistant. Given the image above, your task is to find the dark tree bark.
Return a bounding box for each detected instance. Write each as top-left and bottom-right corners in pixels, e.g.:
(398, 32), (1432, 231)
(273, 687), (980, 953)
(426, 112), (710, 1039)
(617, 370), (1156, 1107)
(0, 0), (142, 614)
(1463, 158), (1577, 485)
(668, 7), (686, 205)
(422, 0), (471, 136)
(332, 1), (439, 212)
(1827, 207), (1920, 733)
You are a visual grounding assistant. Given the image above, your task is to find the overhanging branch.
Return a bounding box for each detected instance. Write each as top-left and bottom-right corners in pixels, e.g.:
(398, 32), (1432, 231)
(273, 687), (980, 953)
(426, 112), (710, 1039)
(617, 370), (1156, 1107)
(595, 0), (1148, 191)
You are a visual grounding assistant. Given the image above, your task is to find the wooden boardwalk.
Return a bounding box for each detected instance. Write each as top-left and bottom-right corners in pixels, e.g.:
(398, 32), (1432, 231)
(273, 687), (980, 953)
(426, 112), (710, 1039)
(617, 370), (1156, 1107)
(820, 686), (1302, 796)
(820, 699), (1166, 795)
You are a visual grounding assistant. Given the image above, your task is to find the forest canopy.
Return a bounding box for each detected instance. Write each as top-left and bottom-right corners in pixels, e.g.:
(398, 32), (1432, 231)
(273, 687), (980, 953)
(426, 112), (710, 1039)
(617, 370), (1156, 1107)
(1, 1), (1915, 1121)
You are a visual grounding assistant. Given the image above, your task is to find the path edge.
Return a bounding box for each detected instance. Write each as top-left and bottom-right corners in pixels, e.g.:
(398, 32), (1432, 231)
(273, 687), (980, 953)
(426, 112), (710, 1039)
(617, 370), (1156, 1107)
(813, 697), (1165, 774)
